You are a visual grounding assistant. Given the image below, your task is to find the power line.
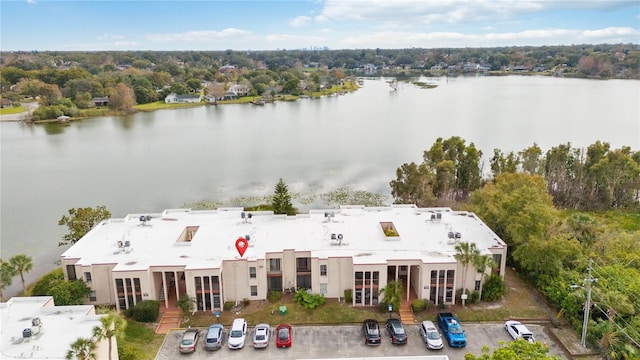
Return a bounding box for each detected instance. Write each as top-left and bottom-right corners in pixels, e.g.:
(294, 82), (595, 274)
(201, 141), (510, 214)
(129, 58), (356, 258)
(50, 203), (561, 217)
(590, 261), (640, 305)
(590, 302), (640, 348)
(589, 290), (640, 343)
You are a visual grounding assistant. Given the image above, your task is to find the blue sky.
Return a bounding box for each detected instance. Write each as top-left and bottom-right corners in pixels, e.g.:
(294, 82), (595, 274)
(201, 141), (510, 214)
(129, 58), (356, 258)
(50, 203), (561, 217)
(1, 0), (639, 51)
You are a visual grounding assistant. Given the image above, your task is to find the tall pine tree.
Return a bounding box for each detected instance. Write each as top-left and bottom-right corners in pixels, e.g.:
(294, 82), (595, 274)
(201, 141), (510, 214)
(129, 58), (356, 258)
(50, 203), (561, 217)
(271, 178), (295, 215)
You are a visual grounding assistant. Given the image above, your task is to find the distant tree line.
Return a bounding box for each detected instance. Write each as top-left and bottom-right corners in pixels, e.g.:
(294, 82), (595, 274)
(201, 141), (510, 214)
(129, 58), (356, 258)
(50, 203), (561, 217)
(0, 44), (638, 119)
(391, 137), (640, 211)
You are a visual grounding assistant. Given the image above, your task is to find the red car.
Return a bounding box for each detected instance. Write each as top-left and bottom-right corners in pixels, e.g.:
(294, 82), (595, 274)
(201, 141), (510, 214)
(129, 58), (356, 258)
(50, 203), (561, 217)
(275, 323), (292, 348)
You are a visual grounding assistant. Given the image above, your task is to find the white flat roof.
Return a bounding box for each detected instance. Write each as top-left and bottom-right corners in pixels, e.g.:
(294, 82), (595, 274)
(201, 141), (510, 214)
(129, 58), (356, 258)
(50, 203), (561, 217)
(0, 297), (103, 359)
(61, 205), (506, 271)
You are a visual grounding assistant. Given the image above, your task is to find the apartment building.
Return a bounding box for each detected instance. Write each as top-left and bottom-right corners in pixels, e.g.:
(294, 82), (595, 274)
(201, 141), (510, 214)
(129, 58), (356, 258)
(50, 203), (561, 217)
(60, 205), (507, 312)
(0, 296), (116, 359)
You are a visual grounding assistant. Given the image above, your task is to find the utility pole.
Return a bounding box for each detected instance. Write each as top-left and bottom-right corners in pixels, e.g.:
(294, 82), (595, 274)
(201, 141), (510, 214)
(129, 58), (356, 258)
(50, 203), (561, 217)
(581, 259), (597, 348)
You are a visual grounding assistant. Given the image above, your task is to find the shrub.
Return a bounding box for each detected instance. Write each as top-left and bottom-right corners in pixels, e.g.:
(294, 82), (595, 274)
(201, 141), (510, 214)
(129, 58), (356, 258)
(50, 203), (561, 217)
(344, 289), (352, 303)
(411, 299), (425, 312)
(293, 289), (326, 309)
(378, 301), (389, 313)
(482, 273), (507, 302)
(223, 301), (234, 311)
(131, 300), (159, 322)
(30, 268), (64, 296)
(118, 344), (142, 360)
(242, 298), (250, 307)
(268, 290), (281, 303)
(470, 291), (480, 304)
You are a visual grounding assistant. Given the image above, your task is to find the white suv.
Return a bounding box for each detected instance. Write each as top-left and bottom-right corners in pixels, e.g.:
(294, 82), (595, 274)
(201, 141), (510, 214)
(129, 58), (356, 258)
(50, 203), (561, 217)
(228, 318), (248, 349)
(419, 320), (444, 350)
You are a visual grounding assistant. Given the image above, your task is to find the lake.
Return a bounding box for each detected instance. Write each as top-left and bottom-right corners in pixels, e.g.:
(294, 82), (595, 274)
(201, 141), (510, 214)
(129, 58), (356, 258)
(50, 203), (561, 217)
(1, 75), (638, 297)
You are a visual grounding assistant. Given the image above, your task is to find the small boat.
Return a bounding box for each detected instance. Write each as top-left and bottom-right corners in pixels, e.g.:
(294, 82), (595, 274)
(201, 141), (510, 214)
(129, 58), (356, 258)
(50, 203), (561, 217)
(252, 99), (265, 106)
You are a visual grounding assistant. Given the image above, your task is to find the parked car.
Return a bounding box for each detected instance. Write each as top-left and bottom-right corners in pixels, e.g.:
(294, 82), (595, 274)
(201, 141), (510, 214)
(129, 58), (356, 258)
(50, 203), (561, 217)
(505, 320), (535, 343)
(362, 319), (381, 345)
(385, 318), (408, 345)
(252, 323), (271, 349)
(228, 318), (248, 349)
(437, 312), (466, 347)
(203, 324), (224, 351)
(275, 323), (292, 348)
(419, 320), (444, 350)
(179, 328), (200, 353)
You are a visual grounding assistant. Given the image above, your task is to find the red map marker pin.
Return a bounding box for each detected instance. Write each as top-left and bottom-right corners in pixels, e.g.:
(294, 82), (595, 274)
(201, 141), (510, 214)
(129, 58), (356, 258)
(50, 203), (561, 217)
(235, 237), (248, 257)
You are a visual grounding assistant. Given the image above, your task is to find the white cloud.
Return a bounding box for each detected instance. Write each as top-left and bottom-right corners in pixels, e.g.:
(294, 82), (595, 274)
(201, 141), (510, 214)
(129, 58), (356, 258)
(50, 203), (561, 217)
(289, 16), (311, 27)
(97, 34), (125, 41)
(265, 33), (326, 48)
(317, 0), (547, 26)
(145, 28), (252, 43)
(336, 26), (640, 49)
(583, 27), (640, 39)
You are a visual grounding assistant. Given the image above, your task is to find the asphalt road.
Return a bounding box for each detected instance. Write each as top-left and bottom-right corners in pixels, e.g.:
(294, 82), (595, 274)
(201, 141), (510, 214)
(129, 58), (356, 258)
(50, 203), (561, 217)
(154, 323), (568, 360)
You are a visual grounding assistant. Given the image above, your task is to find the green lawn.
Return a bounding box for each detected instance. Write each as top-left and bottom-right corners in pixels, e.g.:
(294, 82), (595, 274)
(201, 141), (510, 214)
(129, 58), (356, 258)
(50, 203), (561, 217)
(0, 106), (26, 115)
(118, 321), (164, 360)
(183, 297), (388, 328)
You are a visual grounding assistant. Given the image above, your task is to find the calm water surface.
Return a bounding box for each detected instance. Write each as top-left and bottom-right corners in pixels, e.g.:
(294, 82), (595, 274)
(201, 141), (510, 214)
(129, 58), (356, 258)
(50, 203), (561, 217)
(1, 76), (638, 297)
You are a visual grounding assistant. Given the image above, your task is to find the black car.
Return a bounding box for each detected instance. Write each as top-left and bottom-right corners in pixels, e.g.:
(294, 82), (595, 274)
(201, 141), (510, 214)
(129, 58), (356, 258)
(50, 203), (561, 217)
(362, 319), (381, 345)
(385, 318), (408, 345)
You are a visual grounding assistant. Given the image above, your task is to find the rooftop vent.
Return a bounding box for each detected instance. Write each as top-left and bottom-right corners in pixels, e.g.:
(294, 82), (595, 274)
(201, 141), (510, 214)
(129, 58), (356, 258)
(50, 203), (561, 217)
(330, 233), (346, 246)
(22, 328), (32, 339)
(324, 212), (335, 222)
(139, 215), (151, 225)
(241, 212), (253, 223)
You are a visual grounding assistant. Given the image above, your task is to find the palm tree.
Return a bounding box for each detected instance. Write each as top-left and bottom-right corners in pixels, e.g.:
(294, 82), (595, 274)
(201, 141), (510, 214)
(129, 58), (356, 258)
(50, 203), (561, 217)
(65, 337), (97, 360)
(454, 241), (480, 306)
(473, 254), (496, 301)
(0, 259), (16, 301)
(9, 254), (33, 294)
(380, 280), (403, 312)
(92, 312), (126, 360)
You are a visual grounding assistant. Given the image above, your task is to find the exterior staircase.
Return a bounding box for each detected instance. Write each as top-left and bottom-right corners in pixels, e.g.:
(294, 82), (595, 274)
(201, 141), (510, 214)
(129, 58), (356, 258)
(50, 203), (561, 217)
(156, 309), (181, 334)
(398, 299), (415, 324)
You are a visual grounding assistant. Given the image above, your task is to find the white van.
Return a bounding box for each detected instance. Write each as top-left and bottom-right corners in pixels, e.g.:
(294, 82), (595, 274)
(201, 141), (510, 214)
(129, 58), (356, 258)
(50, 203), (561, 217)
(419, 320), (444, 350)
(228, 318), (248, 349)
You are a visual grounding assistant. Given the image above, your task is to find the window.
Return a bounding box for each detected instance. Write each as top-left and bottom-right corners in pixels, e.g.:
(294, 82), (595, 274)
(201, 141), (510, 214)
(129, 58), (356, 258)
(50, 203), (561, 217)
(84, 272), (92, 284)
(492, 254), (502, 275)
(296, 257), (310, 272)
(320, 283), (327, 295)
(269, 258), (281, 272)
(475, 280), (481, 292)
(249, 267), (257, 278)
(89, 290), (97, 302)
(320, 264), (327, 276)
(250, 286), (258, 296)
(446, 270), (455, 303)
(66, 265), (77, 280)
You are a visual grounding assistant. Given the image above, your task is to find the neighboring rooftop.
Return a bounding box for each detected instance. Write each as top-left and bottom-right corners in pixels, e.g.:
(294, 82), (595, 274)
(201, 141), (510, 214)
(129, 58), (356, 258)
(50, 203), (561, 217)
(0, 296), (105, 359)
(61, 205), (506, 270)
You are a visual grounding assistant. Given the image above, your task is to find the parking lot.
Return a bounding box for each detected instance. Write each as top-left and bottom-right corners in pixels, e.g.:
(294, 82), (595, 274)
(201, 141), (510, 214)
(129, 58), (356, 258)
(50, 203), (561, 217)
(154, 323), (568, 359)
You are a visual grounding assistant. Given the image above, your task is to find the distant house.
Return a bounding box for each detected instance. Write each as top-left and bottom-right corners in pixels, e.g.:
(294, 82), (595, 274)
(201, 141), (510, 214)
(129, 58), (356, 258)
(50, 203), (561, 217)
(204, 95), (217, 103)
(0, 98), (13, 108)
(228, 84), (251, 97)
(164, 93), (202, 104)
(219, 65), (236, 73)
(92, 97), (109, 107)
(221, 92), (237, 100)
